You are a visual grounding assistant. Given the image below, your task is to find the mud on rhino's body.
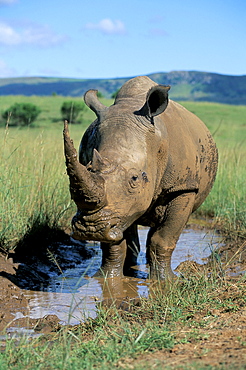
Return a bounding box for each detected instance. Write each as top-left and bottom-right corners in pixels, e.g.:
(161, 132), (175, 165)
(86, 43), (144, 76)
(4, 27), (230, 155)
(64, 76), (218, 279)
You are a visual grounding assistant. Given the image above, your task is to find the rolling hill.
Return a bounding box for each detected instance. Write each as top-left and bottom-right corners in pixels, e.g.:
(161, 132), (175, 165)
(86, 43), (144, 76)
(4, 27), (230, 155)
(0, 71), (246, 105)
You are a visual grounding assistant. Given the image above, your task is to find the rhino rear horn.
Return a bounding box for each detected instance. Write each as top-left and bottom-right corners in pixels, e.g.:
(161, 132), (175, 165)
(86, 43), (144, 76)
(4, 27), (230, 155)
(91, 149), (114, 173)
(63, 121), (106, 210)
(84, 89), (108, 120)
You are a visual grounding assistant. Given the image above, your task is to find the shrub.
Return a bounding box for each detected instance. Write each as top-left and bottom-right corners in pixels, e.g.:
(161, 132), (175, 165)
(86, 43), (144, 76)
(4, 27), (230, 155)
(61, 101), (85, 123)
(2, 103), (41, 126)
(111, 89), (120, 99)
(97, 91), (104, 98)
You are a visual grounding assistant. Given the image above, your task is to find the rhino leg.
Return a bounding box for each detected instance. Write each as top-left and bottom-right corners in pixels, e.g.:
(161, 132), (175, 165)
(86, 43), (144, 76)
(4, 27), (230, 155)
(147, 192), (196, 280)
(98, 240), (127, 277)
(123, 223), (140, 274)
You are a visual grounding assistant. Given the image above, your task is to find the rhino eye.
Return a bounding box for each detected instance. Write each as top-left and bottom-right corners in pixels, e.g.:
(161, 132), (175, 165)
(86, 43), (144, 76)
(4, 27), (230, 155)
(129, 174), (140, 189)
(128, 168), (141, 190)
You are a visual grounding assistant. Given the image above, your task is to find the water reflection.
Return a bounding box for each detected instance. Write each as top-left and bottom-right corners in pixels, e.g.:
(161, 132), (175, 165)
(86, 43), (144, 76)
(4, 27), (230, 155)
(21, 227), (222, 325)
(25, 277), (149, 325)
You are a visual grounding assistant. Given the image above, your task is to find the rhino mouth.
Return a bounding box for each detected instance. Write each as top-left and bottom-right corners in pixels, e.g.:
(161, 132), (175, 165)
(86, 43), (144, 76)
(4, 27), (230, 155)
(71, 209), (123, 242)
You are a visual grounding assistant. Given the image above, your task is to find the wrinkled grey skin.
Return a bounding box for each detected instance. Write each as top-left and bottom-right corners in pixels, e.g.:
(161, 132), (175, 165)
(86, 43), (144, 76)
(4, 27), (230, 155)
(64, 76), (218, 279)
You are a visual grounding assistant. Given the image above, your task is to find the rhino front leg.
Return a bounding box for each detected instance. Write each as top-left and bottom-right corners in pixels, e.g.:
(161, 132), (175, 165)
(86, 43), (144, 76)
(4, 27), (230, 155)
(147, 192), (196, 280)
(98, 239), (127, 277)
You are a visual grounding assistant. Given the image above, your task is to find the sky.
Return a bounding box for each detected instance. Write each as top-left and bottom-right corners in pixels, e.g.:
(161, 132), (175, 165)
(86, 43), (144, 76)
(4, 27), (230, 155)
(0, 0), (245, 79)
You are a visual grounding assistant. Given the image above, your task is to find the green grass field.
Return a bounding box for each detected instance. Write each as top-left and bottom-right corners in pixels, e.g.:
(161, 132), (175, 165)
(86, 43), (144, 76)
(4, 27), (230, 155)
(0, 95), (245, 369)
(0, 96), (245, 250)
(182, 101), (246, 235)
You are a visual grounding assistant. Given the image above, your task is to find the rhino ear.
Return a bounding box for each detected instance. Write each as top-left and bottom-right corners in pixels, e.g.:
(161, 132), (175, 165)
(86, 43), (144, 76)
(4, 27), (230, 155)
(136, 85), (170, 120)
(146, 85), (170, 118)
(84, 89), (108, 120)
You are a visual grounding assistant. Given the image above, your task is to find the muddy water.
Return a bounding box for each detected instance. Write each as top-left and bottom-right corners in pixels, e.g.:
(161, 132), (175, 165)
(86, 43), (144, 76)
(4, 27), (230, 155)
(17, 227), (222, 326)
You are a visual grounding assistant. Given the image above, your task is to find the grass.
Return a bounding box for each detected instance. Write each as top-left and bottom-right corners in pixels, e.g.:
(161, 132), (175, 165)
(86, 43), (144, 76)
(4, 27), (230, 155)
(0, 96), (245, 251)
(0, 94), (107, 128)
(0, 95), (113, 251)
(0, 269), (245, 369)
(0, 95), (245, 368)
(180, 101), (246, 237)
(0, 125), (71, 249)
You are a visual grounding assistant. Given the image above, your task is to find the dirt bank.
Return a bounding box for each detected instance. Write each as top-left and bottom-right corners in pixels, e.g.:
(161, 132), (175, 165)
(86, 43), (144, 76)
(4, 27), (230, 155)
(124, 305), (246, 368)
(0, 255), (61, 333)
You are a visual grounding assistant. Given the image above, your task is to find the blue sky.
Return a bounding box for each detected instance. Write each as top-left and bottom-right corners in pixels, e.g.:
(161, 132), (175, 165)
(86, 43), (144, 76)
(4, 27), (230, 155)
(0, 0), (245, 79)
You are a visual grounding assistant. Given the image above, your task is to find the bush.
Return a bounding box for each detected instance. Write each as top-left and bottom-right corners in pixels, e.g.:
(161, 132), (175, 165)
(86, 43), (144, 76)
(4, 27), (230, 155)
(111, 89), (120, 99)
(97, 91), (104, 98)
(2, 103), (41, 126)
(61, 101), (85, 123)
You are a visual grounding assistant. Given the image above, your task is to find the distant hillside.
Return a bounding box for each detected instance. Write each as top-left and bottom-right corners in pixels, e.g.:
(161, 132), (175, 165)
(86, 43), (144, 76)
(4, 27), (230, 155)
(0, 71), (246, 105)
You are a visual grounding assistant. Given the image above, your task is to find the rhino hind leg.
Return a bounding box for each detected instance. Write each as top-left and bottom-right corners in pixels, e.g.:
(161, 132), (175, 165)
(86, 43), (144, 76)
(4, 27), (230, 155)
(147, 192), (196, 280)
(123, 224), (141, 275)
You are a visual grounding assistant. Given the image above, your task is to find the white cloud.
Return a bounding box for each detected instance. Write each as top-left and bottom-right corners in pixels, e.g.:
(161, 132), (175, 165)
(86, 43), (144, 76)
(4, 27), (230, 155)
(0, 22), (21, 45)
(0, 58), (16, 77)
(23, 24), (69, 47)
(147, 16), (168, 37)
(85, 18), (126, 35)
(0, 0), (18, 5)
(0, 21), (68, 47)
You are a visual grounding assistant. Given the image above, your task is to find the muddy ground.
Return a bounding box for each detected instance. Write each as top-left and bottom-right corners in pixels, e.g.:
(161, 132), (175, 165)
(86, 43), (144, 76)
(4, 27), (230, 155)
(120, 304), (246, 369)
(0, 229), (245, 368)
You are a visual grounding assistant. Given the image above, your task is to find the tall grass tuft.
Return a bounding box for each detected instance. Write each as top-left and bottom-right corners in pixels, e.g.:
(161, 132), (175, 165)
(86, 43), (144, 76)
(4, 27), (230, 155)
(200, 145), (245, 236)
(0, 125), (74, 251)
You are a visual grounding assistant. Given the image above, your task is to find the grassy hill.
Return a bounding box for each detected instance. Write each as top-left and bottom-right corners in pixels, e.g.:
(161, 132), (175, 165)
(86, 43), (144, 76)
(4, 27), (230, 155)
(0, 71), (246, 104)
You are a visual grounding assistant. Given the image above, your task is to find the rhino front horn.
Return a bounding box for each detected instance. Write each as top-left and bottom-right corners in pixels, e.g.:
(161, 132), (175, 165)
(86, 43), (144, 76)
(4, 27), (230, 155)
(63, 121), (106, 210)
(84, 89), (108, 119)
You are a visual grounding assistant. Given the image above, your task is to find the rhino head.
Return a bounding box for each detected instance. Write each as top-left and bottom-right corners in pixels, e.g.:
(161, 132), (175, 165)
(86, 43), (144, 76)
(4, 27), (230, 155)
(64, 77), (170, 243)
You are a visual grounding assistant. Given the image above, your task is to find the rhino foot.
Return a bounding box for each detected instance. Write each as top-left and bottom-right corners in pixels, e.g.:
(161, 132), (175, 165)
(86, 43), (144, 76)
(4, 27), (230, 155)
(94, 266), (125, 278)
(149, 266), (177, 281)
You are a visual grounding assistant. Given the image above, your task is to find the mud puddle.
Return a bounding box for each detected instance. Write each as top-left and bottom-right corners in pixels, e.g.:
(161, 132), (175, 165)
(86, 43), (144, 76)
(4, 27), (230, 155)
(8, 227), (223, 330)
